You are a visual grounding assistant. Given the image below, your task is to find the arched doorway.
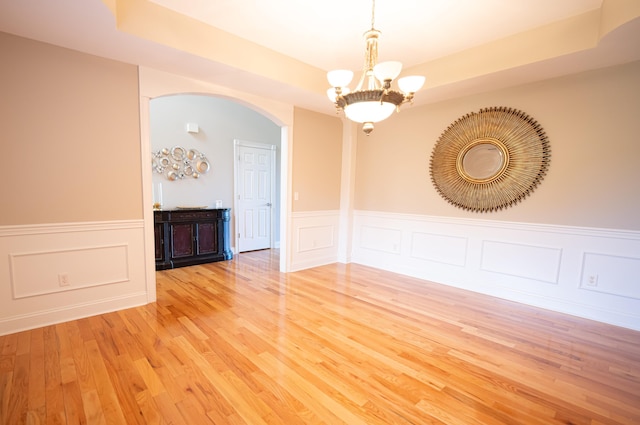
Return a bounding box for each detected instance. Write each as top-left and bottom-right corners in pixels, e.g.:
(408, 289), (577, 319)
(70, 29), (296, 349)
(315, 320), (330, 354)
(138, 68), (294, 301)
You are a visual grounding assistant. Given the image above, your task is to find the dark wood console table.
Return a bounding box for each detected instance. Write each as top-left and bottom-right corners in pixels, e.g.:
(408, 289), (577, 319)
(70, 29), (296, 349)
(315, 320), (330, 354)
(154, 208), (233, 270)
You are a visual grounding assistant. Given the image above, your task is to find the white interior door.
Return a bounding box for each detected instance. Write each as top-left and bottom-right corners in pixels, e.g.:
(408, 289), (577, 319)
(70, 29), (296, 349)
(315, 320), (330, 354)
(236, 142), (274, 252)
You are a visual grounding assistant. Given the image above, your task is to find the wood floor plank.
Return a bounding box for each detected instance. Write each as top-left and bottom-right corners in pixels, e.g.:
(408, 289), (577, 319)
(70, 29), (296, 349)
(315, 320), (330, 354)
(15, 332), (31, 357)
(81, 389), (107, 425)
(0, 334), (18, 357)
(151, 392), (188, 425)
(8, 352), (31, 425)
(27, 328), (46, 424)
(0, 370), (12, 425)
(61, 380), (87, 425)
(171, 335), (273, 425)
(2, 249), (640, 424)
(43, 325), (66, 425)
(174, 393), (216, 425)
(133, 389), (162, 425)
(84, 339), (128, 425)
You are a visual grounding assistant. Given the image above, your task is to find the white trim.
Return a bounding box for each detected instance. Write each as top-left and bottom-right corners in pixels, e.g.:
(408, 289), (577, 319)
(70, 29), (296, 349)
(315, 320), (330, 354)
(291, 210), (341, 218)
(337, 120), (357, 264)
(354, 210), (640, 239)
(139, 94), (157, 303)
(280, 126), (292, 272)
(0, 220), (144, 236)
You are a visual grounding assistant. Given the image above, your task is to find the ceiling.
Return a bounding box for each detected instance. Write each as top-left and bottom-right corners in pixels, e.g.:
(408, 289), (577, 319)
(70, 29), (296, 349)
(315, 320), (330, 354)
(149, 0), (603, 71)
(1, 0), (639, 114)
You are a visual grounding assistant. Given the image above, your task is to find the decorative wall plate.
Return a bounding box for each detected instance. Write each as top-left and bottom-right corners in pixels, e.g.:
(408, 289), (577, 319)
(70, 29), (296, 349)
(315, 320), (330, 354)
(152, 146), (209, 181)
(196, 159), (210, 174)
(430, 107), (550, 212)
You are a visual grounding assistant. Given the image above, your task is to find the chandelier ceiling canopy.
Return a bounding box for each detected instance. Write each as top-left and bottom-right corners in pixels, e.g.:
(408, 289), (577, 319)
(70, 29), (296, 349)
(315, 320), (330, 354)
(327, 0), (425, 135)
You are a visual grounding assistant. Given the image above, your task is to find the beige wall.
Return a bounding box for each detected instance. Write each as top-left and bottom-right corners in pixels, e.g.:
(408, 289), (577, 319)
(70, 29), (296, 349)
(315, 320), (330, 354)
(2, 28), (638, 232)
(355, 60), (640, 231)
(0, 32), (142, 225)
(292, 108), (343, 212)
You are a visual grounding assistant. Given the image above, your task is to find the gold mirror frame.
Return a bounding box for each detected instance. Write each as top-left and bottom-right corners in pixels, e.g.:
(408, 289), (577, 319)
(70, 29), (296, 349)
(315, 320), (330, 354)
(430, 107), (550, 212)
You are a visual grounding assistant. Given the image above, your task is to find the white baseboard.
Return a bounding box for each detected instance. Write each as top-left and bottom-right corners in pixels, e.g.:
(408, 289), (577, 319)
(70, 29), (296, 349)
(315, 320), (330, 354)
(0, 292), (148, 335)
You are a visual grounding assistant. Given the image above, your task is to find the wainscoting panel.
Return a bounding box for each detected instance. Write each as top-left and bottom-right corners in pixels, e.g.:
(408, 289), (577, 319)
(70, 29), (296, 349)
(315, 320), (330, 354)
(361, 225), (402, 254)
(290, 211), (340, 271)
(581, 252), (640, 299)
(298, 225), (334, 252)
(351, 211), (640, 331)
(0, 221), (149, 335)
(481, 240), (562, 284)
(410, 232), (468, 267)
(10, 244), (129, 299)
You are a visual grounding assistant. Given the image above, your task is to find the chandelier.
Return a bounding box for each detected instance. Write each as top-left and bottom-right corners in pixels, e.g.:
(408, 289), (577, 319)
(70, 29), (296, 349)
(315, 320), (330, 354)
(327, 0), (425, 135)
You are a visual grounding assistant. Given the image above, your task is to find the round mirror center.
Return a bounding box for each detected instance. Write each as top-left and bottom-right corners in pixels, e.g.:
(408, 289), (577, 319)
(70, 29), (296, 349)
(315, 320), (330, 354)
(462, 142), (505, 181)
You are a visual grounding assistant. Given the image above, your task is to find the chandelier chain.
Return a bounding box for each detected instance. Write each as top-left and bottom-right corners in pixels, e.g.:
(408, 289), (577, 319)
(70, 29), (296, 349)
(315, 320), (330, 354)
(371, 0), (376, 29)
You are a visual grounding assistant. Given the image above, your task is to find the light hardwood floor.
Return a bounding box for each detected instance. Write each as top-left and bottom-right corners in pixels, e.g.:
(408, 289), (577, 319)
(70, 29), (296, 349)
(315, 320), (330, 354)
(1, 249), (639, 424)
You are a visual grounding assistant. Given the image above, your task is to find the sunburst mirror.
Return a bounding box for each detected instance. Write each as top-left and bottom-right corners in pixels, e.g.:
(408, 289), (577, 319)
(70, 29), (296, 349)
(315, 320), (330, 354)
(430, 107), (550, 212)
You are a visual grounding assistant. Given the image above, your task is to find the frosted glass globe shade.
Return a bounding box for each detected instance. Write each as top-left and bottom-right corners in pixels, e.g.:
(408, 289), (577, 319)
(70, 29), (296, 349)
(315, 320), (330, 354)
(344, 101), (396, 123)
(327, 70), (354, 88)
(398, 76), (426, 93)
(373, 61), (403, 82)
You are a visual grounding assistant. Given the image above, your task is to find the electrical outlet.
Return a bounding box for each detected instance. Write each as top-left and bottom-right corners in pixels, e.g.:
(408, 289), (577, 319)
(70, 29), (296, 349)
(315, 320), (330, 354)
(586, 274), (598, 287)
(58, 273), (70, 287)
